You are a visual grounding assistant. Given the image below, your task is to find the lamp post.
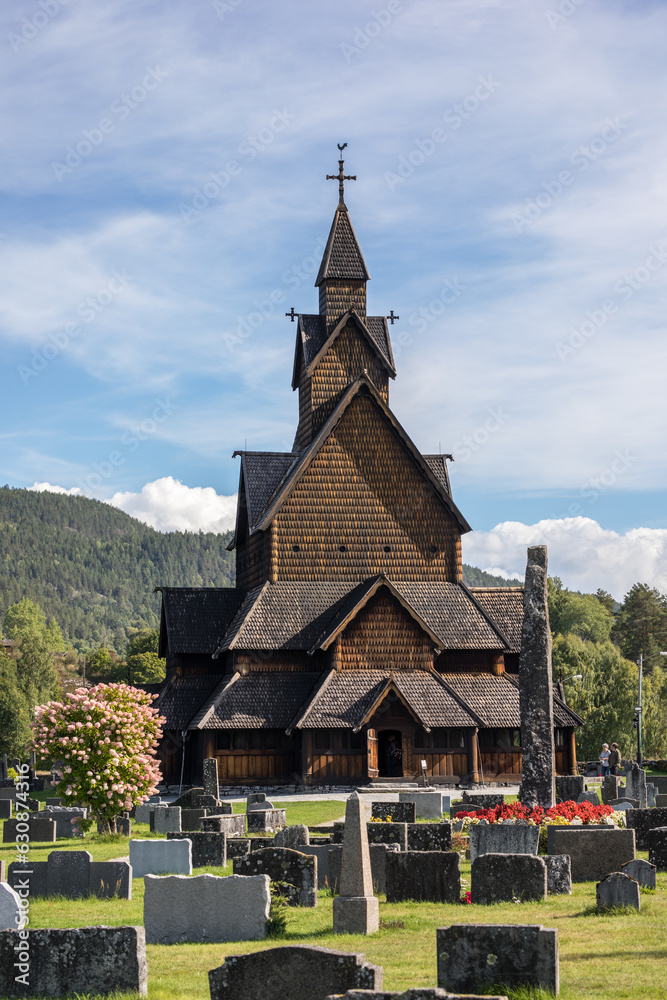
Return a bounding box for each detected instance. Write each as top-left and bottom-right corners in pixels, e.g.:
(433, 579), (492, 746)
(635, 654), (643, 766)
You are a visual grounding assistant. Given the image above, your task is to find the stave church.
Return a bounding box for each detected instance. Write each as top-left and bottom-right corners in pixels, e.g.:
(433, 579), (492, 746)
(154, 150), (582, 787)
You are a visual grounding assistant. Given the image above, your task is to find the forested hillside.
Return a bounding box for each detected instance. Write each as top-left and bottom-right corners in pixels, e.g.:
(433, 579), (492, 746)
(0, 486), (519, 652)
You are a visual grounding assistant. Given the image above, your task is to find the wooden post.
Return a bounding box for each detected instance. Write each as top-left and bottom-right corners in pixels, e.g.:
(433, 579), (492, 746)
(469, 728), (480, 784)
(302, 730), (312, 786)
(569, 728), (578, 776)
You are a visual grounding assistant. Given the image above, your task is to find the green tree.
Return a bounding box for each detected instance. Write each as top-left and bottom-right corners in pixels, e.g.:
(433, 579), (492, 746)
(86, 648), (114, 677)
(4, 598), (48, 639)
(642, 666), (667, 759)
(595, 589), (616, 614)
(0, 648), (32, 758)
(3, 599), (61, 708)
(125, 629), (165, 685)
(612, 583), (667, 671)
(548, 578), (614, 643)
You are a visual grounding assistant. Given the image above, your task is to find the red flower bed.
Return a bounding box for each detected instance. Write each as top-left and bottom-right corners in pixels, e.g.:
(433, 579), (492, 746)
(454, 800), (614, 825)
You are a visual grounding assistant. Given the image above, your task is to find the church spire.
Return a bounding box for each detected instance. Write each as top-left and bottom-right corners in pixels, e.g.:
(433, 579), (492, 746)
(326, 142), (356, 206)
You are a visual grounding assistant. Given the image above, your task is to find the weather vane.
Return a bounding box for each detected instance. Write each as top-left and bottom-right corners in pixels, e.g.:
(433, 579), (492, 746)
(326, 142), (356, 205)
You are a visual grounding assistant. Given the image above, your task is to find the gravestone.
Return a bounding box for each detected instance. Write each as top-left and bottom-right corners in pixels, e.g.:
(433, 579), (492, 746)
(651, 775), (667, 795)
(545, 823), (613, 854)
(333, 792), (379, 935)
(577, 790), (600, 805)
(555, 775), (584, 802)
(247, 799), (275, 811)
(469, 822), (539, 863)
(406, 822), (452, 851)
(656, 794), (667, 808)
(182, 807), (208, 831)
(436, 923), (559, 996)
(301, 845), (332, 888)
(471, 853), (547, 904)
(173, 788), (221, 811)
(247, 792), (266, 805)
(47, 851), (92, 898)
(518, 545), (555, 809)
(8, 862), (49, 898)
(151, 806), (182, 834)
(167, 831), (227, 867)
(144, 873), (270, 944)
(397, 791), (442, 819)
(43, 805), (88, 838)
(203, 758), (219, 799)
(549, 827), (635, 882)
(0, 884), (22, 932)
(129, 838), (192, 877)
(135, 802), (156, 825)
(597, 872), (640, 911)
(274, 824), (309, 849)
(609, 801), (635, 812)
(327, 992), (502, 1000)
(371, 801), (416, 823)
(450, 802), (486, 818)
(247, 808), (286, 834)
(201, 803), (233, 821)
(203, 814), (245, 836)
(90, 860), (132, 899)
(0, 801), (11, 820)
(117, 816), (131, 837)
(462, 792), (504, 809)
(647, 826), (667, 870)
(329, 843), (400, 895)
(226, 838), (252, 859)
(2, 816), (56, 843)
(208, 944), (382, 1000)
(601, 775), (622, 803)
(544, 854), (572, 894)
(622, 763), (647, 808)
(647, 784), (657, 808)
(626, 807), (667, 848)
(441, 795), (451, 815)
(332, 822), (345, 844)
(385, 850), (460, 903)
(0, 925), (148, 997)
(367, 821), (408, 850)
(45, 797), (62, 808)
(233, 847), (317, 907)
(622, 858), (656, 889)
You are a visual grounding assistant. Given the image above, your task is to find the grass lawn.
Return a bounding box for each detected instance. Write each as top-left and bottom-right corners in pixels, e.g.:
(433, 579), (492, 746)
(1, 803), (665, 1000)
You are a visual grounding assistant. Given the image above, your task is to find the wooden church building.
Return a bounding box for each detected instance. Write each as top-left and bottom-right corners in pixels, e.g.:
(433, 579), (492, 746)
(155, 152), (582, 787)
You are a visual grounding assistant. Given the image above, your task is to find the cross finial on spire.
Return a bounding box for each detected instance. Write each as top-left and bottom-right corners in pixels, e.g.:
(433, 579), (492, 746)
(326, 142), (356, 206)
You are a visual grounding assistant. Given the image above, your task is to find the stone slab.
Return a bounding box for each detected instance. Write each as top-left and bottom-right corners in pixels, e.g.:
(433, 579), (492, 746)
(90, 860), (132, 899)
(0, 883), (21, 932)
(367, 821), (407, 850)
(626, 807), (667, 849)
(406, 822), (452, 852)
(42, 805), (87, 838)
(545, 854), (571, 894)
(647, 826), (667, 870)
(0, 800), (11, 820)
(205, 814), (245, 837)
(470, 822), (539, 863)
(386, 850), (460, 903)
(597, 872), (640, 911)
(151, 805), (182, 834)
(329, 844), (400, 895)
(247, 808), (286, 833)
(167, 831), (227, 867)
(3, 816), (56, 843)
(233, 847), (317, 907)
(209, 944), (382, 1000)
(555, 775), (584, 801)
(144, 873), (270, 944)
(546, 823), (611, 855)
(461, 793), (505, 809)
(226, 838), (251, 859)
(622, 858), (656, 889)
(0, 925), (148, 997)
(471, 853), (547, 904)
(333, 894), (379, 935)
(203, 758), (220, 799)
(437, 923), (559, 996)
(371, 802), (416, 823)
(274, 824), (310, 849)
(549, 827), (635, 882)
(398, 791), (442, 819)
(129, 838), (192, 877)
(181, 807), (208, 831)
(46, 850), (93, 898)
(8, 862), (48, 898)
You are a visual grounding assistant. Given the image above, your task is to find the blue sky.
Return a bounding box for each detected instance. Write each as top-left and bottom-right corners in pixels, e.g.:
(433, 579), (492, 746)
(1, 0), (667, 598)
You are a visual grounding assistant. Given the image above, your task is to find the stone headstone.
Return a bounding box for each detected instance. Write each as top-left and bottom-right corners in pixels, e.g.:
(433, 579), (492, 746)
(370, 802), (416, 823)
(385, 850), (460, 903)
(622, 763), (647, 808)
(397, 791), (442, 819)
(469, 821), (539, 863)
(47, 850), (92, 898)
(43, 805), (87, 838)
(462, 792), (504, 809)
(0, 925), (148, 997)
(129, 838), (192, 877)
(519, 545), (555, 809)
(247, 792), (266, 805)
(203, 758), (219, 799)
(333, 792), (379, 935)
(647, 784), (657, 808)
(610, 801), (635, 812)
(327, 992), (499, 1000)
(596, 872), (640, 911)
(233, 847), (317, 907)
(226, 838), (251, 859)
(555, 775), (585, 802)
(2, 816), (56, 843)
(329, 844), (400, 895)
(437, 923), (558, 995)
(117, 816), (131, 837)
(90, 860), (132, 899)
(247, 799), (274, 811)
(151, 805), (182, 834)
(274, 824), (309, 849)
(441, 795), (451, 815)
(647, 826), (667, 870)
(366, 821), (408, 850)
(300, 845), (332, 888)
(549, 827), (635, 882)
(626, 806), (667, 848)
(622, 857), (656, 889)
(202, 813), (245, 837)
(545, 854), (572, 894)
(247, 808), (286, 833)
(406, 822), (452, 852)
(0, 884), (22, 932)
(650, 775), (667, 795)
(601, 775), (622, 804)
(181, 807), (208, 831)
(8, 862), (49, 898)
(577, 790), (600, 805)
(208, 944), (382, 1000)
(0, 801), (11, 820)
(167, 831), (227, 867)
(656, 793), (667, 808)
(135, 802), (155, 825)
(144, 873), (270, 944)
(201, 803), (233, 822)
(449, 802), (486, 817)
(471, 852), (547, 904)
(45, 797), (63, 808)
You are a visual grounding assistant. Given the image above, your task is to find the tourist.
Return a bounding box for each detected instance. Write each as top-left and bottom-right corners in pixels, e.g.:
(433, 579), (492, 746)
(388, 735), (402, 777)
(608, 743), (621, 775)
(599, 743), (611, 776)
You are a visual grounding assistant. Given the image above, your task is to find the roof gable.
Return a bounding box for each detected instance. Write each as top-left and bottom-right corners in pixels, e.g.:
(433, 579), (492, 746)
(291, 312), (395, 390)
(316, 205), (370, 284)
(157, 587), (246, 656)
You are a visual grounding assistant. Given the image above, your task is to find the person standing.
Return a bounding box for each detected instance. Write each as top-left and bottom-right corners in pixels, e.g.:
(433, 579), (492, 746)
(599, 743), (611, 776)
(608, 743), (621, 776)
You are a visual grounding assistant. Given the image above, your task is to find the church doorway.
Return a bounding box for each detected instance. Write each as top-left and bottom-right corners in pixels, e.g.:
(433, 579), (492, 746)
(378, 730), (403, 778)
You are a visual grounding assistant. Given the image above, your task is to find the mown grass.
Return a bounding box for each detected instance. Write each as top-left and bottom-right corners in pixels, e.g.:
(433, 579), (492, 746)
(2, 803), (667, 1000)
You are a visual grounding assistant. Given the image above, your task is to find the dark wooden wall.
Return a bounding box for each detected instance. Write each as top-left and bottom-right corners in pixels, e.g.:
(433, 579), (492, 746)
(338, 591), (433, 670)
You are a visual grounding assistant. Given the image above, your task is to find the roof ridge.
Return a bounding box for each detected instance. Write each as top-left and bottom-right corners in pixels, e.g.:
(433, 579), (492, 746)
(433, 672), (487, 727)
(457, 581), (512, 649)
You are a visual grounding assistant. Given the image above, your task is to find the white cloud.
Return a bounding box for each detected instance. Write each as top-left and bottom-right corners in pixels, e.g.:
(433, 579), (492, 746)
(107, 477), (237, 533)
(28, 481), (83, 496)
(462, 516), (667, 599)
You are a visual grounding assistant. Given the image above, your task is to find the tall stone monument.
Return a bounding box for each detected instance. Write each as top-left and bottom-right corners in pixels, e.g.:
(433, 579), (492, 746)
(519, 545), (555, 809)
(203, 758), (219, 800)
(332, 792), (379, 935)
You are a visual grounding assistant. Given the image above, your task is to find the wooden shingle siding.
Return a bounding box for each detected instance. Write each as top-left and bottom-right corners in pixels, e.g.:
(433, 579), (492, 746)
(319, 279), (366, 330)
(275, 395), (461, 582)
(236, 529), (269, 590)
(338, 592), (433, 671)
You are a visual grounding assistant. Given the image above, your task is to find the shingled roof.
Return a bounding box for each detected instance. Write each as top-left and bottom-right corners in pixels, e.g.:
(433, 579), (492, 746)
(470, 588), (524, 654)
(199, 671), (321, 729)
(423, 455), (452, 495)
(438, 672), (583, 728)
(316, 204), (370, 284)
(234, 451), (297, 531)
(154, 673), (223, 730)
(157, 588), (246, 657)
(292, 311), (395, 389)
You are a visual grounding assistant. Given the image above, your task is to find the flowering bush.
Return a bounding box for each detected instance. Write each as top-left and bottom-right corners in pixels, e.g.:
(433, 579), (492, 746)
(454, 799), (616, 826)
(32, 683), (164, 834)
